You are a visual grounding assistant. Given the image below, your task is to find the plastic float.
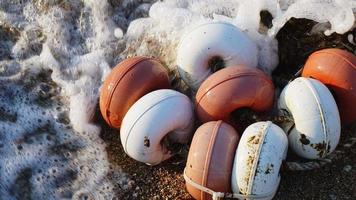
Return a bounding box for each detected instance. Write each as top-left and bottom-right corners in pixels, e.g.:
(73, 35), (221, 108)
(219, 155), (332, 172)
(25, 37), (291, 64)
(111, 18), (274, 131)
(278, 77), (341, 159)
(302, 48), (356, 124)
(196, 66), (274, 124)
(184, 121), (240, 200)
(231, 121), (288, 200)
(184, 121), (287, 200)
(176, 22), (258, 90)
(120, 89), (194, 165)
(99, 56), (170, 128)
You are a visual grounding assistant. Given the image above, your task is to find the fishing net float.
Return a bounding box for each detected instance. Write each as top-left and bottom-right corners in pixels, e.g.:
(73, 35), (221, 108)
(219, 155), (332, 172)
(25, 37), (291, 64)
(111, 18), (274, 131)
(100, 57), (170, 129)
(195, 66), (274, 124)
(120, 89), (194, 165)
(278, 77), (341, 159)
(176, 22), (258, 90)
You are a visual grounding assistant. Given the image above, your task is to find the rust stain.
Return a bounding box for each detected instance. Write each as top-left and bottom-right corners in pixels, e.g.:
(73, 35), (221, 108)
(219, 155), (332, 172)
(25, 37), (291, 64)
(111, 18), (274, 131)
(264, 163), (274, 175)
(310, 141), (327, 158)
(247, 135), (255, 143)
(327, 141), (331, 154)
(242, 132), (263, 194)
(247, 134), (260, 145)
(299, 134), (310, 145)
(144, 136), (150, 148)
(242, 154), (254, 194)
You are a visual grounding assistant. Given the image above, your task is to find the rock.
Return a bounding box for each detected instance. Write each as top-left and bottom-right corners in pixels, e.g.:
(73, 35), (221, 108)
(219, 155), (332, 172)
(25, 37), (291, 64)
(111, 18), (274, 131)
(343, 165), (352, 172)
(329, 194), (337, 200)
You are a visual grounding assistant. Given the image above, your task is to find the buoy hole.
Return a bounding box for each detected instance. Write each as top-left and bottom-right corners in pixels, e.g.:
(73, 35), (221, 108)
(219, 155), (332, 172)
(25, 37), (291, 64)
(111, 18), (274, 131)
(161, 132), (186, 154)
(208, 56), (225, 73)
(259, 10), (273, 34)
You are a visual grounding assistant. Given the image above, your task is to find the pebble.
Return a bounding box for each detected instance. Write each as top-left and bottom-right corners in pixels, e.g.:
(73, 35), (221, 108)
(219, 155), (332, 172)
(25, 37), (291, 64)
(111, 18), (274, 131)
(348, 34), (355, 45)
(114, 28), (124, 39)
(128, 180), (135, 188)
(343, 165), (352, 172)
(329, 194), (337, 200)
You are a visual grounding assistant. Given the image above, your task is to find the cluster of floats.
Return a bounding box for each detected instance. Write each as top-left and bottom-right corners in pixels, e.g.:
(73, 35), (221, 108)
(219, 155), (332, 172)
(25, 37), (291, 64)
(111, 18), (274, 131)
(99, 22), (356, 200)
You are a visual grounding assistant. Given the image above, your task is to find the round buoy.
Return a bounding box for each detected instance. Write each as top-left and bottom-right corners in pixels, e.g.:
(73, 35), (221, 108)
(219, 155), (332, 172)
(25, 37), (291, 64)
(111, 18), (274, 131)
(99, 56), (170, 128)
(231, 121), (288, 200)
(196, 66), (274, 124)
(184, 121), (240, 200)
(302, 48), (356, 124)
(120, 89), (194, 165)
(176, 22), (258, 90)
(278, 77), (340, 159)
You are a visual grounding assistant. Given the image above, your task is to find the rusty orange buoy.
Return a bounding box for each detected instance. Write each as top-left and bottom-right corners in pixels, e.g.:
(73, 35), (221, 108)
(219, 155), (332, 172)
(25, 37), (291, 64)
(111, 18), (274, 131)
(184, 121), (240, 200)
(196, 66), (274, 124)
(99, 57), (170, 129)
(302, 48), (356, 124)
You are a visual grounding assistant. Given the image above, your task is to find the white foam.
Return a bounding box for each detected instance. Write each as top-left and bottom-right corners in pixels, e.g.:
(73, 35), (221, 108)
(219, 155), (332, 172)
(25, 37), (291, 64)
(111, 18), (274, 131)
(0, 1), (130, 199)
(0, 0), (355, 199)
(270, 0), (355, 36)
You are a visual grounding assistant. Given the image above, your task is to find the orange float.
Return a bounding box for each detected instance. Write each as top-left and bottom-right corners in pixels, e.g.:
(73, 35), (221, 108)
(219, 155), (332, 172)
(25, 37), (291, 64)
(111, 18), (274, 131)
(99, 57), (170, 128)
(184, 121), (240, 200)
(302, 48), (356, 124)
(196, 66), (274, 124)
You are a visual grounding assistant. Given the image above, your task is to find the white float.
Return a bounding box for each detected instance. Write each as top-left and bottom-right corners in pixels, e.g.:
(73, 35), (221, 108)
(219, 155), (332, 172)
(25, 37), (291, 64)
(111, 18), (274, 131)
(231, 121), (288, 200)
(176, 22), (258, 90)
(120, 89), (194, 165)
(278, 77), (341, 159)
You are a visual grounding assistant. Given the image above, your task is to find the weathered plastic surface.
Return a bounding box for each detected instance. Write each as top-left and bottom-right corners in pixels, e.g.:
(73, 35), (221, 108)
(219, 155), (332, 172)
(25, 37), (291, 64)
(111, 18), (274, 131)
(176, 22), (258, 90)
(99, 56), (170, 129)
(231, 121), (288, 200)
(278, 77), (341, 159)
(196, 66), (274, 123)
(302, 48), (356, 124)
(185, 121), (240, 200)
(120, 89), (194, 165)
